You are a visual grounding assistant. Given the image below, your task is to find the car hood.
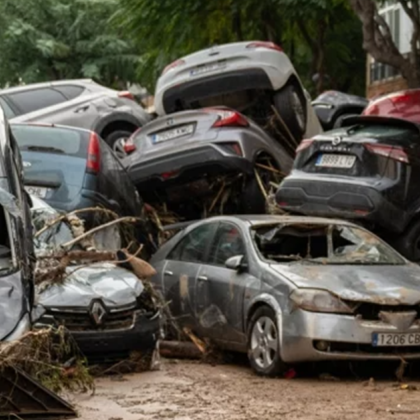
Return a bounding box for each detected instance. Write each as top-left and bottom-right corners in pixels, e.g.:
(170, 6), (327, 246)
(37, 263), (144, 309)
(271, 263), (420, 305)
(0, 271), (25, 340)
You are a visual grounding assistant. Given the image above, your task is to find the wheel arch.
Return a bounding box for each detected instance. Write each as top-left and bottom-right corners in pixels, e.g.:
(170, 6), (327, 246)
(245, 294), (283, 332)
(94, 112), (142, 140)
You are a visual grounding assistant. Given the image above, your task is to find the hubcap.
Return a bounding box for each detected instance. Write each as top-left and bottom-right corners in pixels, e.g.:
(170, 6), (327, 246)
(113, 137), (128, 159)
(291, 91), (305, 130)
(250, 316), (278, 369)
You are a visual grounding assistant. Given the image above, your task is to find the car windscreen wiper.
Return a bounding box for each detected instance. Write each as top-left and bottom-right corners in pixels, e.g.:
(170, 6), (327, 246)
(25, 145), (65, 154)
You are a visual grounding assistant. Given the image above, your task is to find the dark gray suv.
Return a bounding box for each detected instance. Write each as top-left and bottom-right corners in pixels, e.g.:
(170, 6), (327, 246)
(0, 79), (151, 150)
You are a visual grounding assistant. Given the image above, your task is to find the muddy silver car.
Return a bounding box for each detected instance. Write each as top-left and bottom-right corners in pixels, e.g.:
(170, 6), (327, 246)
(31, 196), (160, 361)
(151, 215), (420, 376)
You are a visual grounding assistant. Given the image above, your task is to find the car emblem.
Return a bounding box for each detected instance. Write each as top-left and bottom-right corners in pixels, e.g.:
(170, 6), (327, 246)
(166, 118), (174, 126)
(90, 300), (107, 326)
(332, 136), (342, 146)
(22, 161), (31, 168)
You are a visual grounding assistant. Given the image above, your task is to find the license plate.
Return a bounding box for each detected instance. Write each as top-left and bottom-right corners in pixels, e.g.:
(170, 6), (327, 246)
(190, 61), (226, 76)
(152, 124), (194, 143)
(25, 186), (48, 198)
(372, 332), (420, 347)
(316, 154), (356, 168)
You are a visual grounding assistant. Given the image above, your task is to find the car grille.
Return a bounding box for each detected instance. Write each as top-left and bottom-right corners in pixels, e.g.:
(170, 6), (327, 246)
(46, 304), (136, 331)
(352, 303), (420, 321)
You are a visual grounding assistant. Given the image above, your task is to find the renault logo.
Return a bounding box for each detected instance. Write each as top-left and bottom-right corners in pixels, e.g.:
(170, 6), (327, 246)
(332, 136), (342, 146)
(90, 300), (107, 326)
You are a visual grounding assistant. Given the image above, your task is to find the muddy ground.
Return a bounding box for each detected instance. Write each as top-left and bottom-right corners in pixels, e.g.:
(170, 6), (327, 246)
(72, 357), (420, 420)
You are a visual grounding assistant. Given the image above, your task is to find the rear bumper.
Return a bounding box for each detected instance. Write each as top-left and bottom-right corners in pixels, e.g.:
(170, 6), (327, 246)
(126, 145), (253, 190)
(276, 176), (407, 233)
(161, 68), (273, 114)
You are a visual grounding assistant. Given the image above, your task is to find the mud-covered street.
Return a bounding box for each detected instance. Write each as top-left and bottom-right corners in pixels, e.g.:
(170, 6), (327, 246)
(75, 359), (420, 420)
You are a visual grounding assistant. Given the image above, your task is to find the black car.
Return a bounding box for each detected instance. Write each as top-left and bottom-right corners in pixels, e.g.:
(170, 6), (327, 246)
(312, 91), (368, 130)
(276, 116), (420, 261)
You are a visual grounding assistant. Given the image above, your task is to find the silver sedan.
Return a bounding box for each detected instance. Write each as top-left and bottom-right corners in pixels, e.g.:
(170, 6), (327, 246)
(150, 215), (420, 376)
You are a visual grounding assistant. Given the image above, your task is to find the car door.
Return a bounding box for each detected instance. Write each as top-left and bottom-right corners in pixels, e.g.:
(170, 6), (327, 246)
(162, 222), (217, 331)
(194, 222), (251, 344)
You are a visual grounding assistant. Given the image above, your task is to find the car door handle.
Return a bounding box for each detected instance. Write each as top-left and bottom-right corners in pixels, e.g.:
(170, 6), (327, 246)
(197, 275), (208, 282)
(164, 270), (173, 276)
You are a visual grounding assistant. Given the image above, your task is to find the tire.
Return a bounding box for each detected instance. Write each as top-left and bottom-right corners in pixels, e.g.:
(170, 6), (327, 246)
(273, 83), (307, 141)
(393, 219), (420, 262)
(333, 113), (359, 129)
(105, 130), (134, 159)
(240, 177), (266, 214)
(247, 306), (286, 377)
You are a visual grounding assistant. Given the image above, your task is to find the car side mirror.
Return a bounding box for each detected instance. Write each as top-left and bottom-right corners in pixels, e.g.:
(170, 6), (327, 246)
(225, 255), (247, 271)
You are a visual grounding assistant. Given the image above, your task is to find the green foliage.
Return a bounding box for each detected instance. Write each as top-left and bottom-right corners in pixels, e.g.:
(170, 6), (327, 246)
(114, 0), (366, 95)
(0, 0), (140, 86)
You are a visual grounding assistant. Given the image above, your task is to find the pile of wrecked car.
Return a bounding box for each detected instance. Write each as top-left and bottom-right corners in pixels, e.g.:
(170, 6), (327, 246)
(2, 38), (420, 417)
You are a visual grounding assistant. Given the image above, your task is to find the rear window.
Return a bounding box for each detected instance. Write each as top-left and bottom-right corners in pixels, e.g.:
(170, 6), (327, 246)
(342, 124), (419, 143)
(11, 125), (88, 158)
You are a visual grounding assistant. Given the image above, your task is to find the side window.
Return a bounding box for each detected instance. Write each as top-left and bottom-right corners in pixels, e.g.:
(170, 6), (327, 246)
(54, 85), (84, 100)
(168, 224), (215, 263)
(0, 97), (16, 119)
(209, 223), (245, 266)
(9, 88), (67, 114)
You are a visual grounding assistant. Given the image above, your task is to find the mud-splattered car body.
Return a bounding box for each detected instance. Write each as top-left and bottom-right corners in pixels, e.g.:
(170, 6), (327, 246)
(30, 196), (160, 360)
(151, 215), (420, 374)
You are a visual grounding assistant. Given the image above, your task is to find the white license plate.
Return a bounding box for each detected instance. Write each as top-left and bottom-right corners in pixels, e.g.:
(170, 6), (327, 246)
(316, 154), (356, 168)
(25, 186), (48, 198)
(152, 124), (194, 143)
(372, 332), (420, 347)
(190, 61), (226, 76)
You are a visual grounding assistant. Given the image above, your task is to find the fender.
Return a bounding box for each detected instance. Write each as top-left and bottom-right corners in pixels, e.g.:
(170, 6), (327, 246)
(245, 293), (284, 348)
(93, 111), (143, 136)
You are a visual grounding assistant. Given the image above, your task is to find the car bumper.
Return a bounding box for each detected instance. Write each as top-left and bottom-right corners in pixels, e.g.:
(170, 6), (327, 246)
(35, 311), (160, 358)
(126, 145), (253, 189)
(276, 176), (406, 233)
(280, 310), (420, 362)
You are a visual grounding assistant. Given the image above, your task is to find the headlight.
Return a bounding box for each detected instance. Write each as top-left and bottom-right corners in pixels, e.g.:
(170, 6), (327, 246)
(290, 289), (354, 314)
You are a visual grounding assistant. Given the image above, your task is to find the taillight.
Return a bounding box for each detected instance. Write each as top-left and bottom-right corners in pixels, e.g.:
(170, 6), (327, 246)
(162, 59), (185, 74)
(365, 143), (409, 163)
(87, 133), (101, 174)
(124, 128), (141, 154)
(118, 91), (135, 101)
(246, 41), (283, 52)
(220, 142), (243, 156)
(206, 109), (249, 128)
(296, 139), (313, 153)
(161, 170), (179, 180)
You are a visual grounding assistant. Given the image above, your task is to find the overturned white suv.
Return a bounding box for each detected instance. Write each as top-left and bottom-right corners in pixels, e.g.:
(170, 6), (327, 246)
(153, 41), (322, 143)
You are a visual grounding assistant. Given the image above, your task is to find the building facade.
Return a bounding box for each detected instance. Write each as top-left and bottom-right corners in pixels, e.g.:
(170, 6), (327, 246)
(366, 2), (411, 98)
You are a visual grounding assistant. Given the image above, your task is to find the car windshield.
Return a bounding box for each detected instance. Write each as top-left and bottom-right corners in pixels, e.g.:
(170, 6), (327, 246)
(253, 223), (405, 265)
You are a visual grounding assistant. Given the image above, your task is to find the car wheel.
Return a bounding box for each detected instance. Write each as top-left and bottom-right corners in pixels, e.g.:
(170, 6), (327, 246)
(247, 306), (286, 376)
(333, 113), (359, 129)
(273, 83), (307, 141)
(105, 130), (134, 159)
(394, 219), (420, 262)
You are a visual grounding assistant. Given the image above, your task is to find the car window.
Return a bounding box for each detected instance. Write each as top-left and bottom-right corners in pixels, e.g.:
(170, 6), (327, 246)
(53, 85), (84, 100)
(0, 97), (16, 119)
(11, 125), (88, 157)
(9, 88), (67, 114)
(168, 224), (215, 263)
(341, 123), (419, 143)
(209, 223), (245, 266)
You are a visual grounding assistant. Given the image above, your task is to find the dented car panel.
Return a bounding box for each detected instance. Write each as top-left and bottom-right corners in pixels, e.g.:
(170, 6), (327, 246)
(151, 214), (420, 363)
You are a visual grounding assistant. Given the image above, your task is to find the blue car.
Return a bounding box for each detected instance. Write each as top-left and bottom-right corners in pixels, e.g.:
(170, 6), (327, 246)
(11, 123), (143, 222)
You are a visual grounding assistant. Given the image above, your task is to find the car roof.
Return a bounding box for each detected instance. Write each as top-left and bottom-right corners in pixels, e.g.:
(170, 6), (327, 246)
(10, 121), (93, 135)
(179, 214), (358, 229)
(0, 79), (99, 95)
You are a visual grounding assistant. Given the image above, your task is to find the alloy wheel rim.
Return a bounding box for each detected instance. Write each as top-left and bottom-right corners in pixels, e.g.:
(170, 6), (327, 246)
(113, 137), (128, 159)
(250, 316), (278, 369)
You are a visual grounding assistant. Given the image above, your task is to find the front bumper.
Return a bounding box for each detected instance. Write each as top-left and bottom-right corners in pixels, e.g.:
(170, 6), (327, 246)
(280, 309), (420, 363)
(126, 145), (253, 190)
(276, 176), (406, 233)
(35, 310), (160, 358)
